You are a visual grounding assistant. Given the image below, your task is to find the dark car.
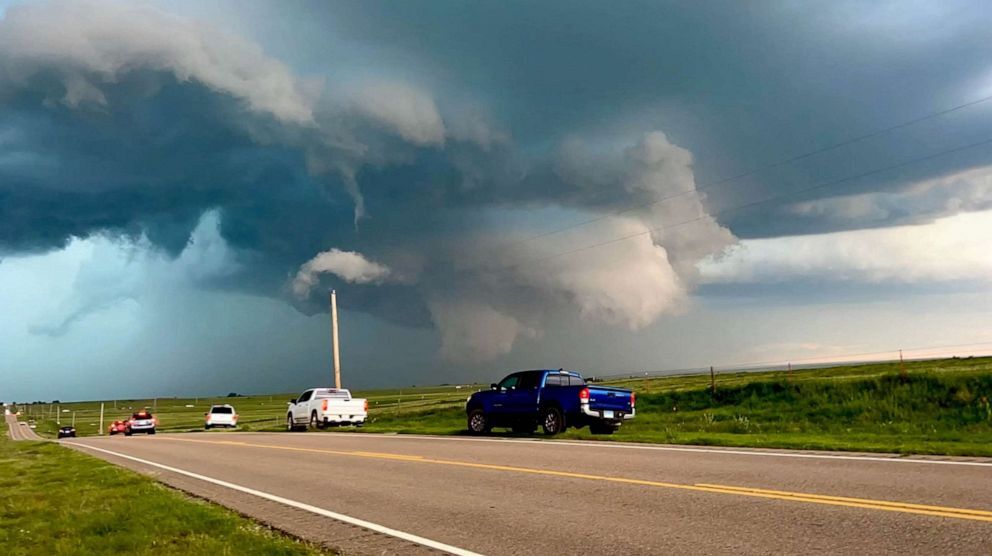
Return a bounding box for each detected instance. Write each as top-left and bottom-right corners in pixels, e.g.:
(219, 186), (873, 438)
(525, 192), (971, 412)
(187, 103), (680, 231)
(57, 426), (76, 438)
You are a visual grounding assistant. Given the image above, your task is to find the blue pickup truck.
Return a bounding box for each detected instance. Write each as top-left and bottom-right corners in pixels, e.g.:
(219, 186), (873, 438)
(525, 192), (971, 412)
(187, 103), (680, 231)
(466, 369), (635, 435)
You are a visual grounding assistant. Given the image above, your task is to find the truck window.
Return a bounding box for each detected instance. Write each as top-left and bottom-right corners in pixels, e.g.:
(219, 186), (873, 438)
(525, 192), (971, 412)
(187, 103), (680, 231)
(567, 375), (586, 386)
(497, 375), (521, 390)
(518, 372), (542, 390)
(298, 390), (313, 402)
(544, 374), (563, 387)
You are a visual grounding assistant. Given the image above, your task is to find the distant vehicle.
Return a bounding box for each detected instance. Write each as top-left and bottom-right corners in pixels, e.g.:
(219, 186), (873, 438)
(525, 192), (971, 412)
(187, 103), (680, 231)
(108, 420), (128, 435)
(57, 426), (76, 438)
(286, 388), (368, 431)
(18, 421), (26, 426)
(126, 410), (157, 436)
(466, 369), (635, 436)
(205, 404), (238, 429)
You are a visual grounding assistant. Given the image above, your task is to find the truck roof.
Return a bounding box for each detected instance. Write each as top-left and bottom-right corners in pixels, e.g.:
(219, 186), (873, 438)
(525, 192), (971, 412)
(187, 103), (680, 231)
(529, 369), (581, 376)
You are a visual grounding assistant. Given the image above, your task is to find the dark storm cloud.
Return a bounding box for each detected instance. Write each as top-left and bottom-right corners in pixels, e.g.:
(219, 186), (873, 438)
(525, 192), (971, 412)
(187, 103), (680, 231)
(288, 0), (992, 237)
(2, 0), (991, 364)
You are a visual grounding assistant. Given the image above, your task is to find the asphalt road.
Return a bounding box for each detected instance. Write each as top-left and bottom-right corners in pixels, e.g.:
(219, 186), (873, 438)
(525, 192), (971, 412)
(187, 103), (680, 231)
(63, 432), (992, 555)
(4, 413), (41, 440)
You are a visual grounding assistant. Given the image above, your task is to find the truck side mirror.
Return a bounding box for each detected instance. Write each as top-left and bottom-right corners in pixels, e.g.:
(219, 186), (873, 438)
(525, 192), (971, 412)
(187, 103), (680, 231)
(288, 399), (296, 404)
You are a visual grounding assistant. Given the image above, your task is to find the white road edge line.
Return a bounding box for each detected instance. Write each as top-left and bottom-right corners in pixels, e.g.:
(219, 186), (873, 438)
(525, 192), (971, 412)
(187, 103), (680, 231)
(264, 432), (992, 468)
(65, 442), (484, 556)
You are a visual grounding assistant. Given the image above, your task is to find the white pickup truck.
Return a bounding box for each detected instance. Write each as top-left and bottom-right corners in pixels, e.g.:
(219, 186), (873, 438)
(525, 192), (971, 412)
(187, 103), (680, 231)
(287, 388), (368, 430)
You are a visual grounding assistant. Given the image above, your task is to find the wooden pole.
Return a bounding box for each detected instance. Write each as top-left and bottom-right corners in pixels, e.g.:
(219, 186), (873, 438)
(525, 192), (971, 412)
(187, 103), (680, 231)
(899, 349), (907, 381)
(330, 290), (342, 389)
(710, 366), (716, 395)
(99, 403), (105, 436)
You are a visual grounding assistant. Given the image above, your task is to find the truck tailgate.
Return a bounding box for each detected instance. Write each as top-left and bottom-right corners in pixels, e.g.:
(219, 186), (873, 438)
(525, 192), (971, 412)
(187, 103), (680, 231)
(320, 399), (366, 415)
(587, 386), (633, 412)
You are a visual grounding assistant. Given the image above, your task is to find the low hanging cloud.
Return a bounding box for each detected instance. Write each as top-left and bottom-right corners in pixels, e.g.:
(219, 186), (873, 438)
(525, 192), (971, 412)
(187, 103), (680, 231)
(292, 249), (392, 297)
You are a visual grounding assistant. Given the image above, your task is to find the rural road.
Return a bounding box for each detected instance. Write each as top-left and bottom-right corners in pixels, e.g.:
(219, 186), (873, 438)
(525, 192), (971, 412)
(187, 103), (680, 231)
(63, 432), (992, 555)
(4, 413), (41, 440)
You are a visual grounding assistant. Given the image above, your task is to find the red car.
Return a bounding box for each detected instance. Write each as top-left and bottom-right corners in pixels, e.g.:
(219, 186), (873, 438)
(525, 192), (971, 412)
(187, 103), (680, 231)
(108, 420), (128, 435)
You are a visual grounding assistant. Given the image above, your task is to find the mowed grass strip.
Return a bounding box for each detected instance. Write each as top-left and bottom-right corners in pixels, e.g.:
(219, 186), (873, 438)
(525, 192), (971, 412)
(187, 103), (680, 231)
(0, 421), (326, 555)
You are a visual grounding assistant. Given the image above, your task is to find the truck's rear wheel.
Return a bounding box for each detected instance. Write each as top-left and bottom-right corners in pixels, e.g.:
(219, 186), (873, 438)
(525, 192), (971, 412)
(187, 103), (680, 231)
(310, 411), (326, 430)
(467, 409), (491, 435)
(541, 406), (565, 435)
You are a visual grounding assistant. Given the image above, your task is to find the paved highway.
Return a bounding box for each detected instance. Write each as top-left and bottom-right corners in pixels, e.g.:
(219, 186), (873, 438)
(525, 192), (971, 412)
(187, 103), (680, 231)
(63, 432), (992, 555)
(5, 413), (41, 440)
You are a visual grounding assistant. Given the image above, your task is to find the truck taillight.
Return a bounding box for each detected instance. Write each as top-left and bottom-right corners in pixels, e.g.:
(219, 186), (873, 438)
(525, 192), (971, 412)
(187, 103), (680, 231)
(364, 400), (368, 412)
(322, 399), (328, 411)
(579, 387), (590, 401)
(631, 392), (636, 407)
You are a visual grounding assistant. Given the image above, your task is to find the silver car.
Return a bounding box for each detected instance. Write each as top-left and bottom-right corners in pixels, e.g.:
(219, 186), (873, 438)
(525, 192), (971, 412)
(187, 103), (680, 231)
(126, 410), (157, 435)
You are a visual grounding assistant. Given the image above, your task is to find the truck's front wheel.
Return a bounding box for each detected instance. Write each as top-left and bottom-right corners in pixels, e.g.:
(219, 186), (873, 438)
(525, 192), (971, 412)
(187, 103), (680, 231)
(286, 414), (299, 432)
(467, 409), (491, 435)
(541, 406), (565, 435)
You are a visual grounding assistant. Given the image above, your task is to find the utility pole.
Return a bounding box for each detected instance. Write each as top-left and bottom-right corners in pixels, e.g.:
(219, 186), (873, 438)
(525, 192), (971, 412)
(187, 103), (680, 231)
(899, 349), (907, 381)
(710, 366), (716, 396)
(56, 405), (60, 425)
(330, 289), (342, 389)
(99, 403), (105, 436)
(787, 362), (793, 383)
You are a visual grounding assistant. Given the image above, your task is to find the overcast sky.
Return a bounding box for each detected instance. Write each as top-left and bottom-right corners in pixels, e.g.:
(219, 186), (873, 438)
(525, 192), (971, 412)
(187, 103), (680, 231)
(2, 0), (992, 401)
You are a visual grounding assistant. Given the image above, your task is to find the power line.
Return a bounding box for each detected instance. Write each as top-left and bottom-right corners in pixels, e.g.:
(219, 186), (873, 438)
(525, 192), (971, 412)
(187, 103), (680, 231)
(505, 135), (992, 269)
(486, 92), (992, 255)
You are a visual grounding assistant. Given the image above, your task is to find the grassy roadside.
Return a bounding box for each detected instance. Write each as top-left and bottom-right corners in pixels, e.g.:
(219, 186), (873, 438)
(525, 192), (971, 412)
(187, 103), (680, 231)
(355, 356), (992, 456)
(12, 356), (992, 457)
(0, 420), (326, 555)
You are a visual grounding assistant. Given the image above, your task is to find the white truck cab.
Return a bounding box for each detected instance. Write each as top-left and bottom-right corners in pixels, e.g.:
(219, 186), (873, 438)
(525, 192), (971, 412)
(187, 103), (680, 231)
(287, 388), (368, 431)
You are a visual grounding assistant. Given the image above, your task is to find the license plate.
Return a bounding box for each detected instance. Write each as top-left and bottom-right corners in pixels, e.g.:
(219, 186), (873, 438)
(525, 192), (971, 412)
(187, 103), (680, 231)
(602, 410), (614, 419)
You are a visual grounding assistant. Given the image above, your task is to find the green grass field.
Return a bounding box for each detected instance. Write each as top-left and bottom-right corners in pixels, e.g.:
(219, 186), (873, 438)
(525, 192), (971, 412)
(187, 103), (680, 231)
(14, 356), (992, 456)
(0, 419), (325, 555)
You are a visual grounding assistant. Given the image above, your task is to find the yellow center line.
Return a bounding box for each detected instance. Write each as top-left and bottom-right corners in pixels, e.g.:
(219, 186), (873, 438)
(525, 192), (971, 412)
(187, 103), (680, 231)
(693, 483), (992, 518)
(156, 436), (992, 523)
